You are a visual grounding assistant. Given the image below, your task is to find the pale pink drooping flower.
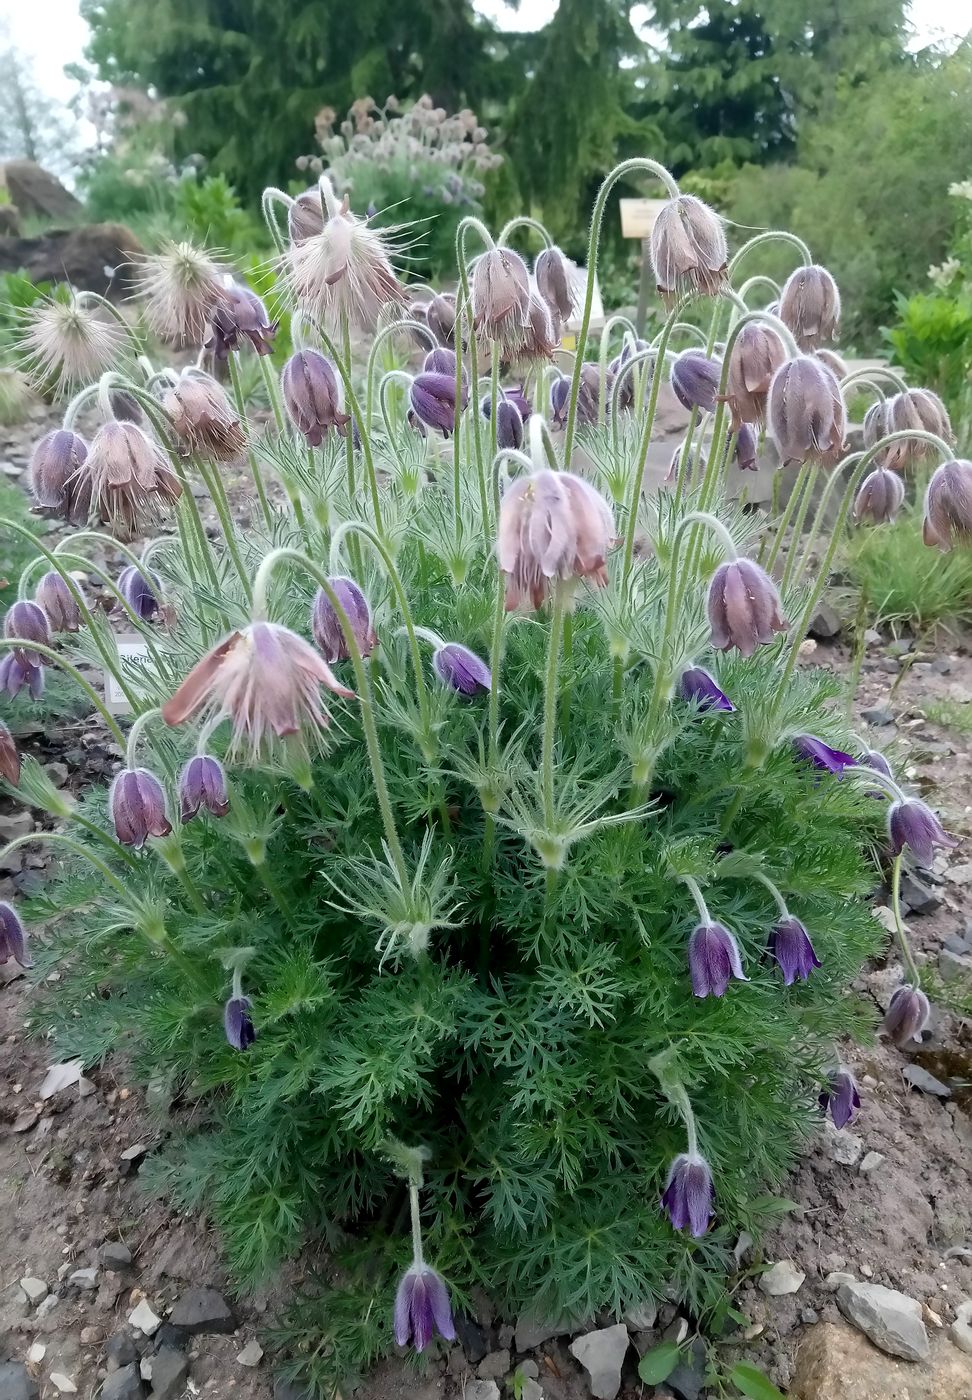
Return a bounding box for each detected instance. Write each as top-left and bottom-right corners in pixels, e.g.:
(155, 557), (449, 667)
(283, 192), (407, 331)
(498, 469), (614, 611)
(83, 420), (183, 539)
(163, 374), (246, 462)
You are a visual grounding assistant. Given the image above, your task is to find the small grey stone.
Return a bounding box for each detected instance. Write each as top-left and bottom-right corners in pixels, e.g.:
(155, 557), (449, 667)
(19, 1277), (48, 1306)
(933, 656), (953, 674)
(149, 1346), (189, 1400)
(514, 1311), (566, 1351)
(623, 1299), (658, 1331)
(69, 1267), (99, 1290)
(828, 1125), (864, 1166)
(886, 639), (912, 656)
(129, 1299), (161, 1336)
(666, 1338), (707, 1400)
(878, 657), (901, 673)
(759, 1260), (806, 1296)
(99, 1366), (144, 1400)
(801, 1307), (819, 1325)
(837, 1280), (929, 1360)
(106, 1333), (139, 1372)
(44, 761), (69, 786)
(808, 603), (841, 640)
(0, 1361), (40, 1400)
(862, 706), (894, 727)
(477, 1349), (510, 1380)
(519, 1361), (539, 1380)
(100, 1242), (134, 1271)
(903, 1064), (951, 1098)
(901, 873), (942, 915)
(521, 1383), (543, 1400)
(272, 1382), (312, 1400)
(236, 1340), (263, 1367)
(859, 1151), (885, 1174)
(940, 948), (972, 982)
(168, 1286), (235, 1335)
(825, 1272), (856, 1291)
(35, 1293), (59, 1320)
(568, 1324), (629, 1400)
(951, 1301), (972, 1355)
(465, 1384), (500, 1400)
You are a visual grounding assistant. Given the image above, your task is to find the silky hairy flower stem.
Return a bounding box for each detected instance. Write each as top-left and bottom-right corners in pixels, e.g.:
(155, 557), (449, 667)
(192, 455), (253, 600)
(378, 370), (412, 455)
(454, 223), (490, 528)
(251, 546), (407, 883)
(489, 342), (500, 462)
(564, 158), (680, 465)
(124, 706), (165, 772)
(649, 1046), (700, 1157)
(791, 452), (862, 588)
(408, 1182), (425, 1268)
(673, 406), (702, 497)
(891, 855), (922, 986)
(597, 313), (638, 426)
(366, 319), (436, 434)
(260, 187), (292, 256)
(258, 355), (286, 433)
(752, 870), (790, 918)
(728, 230), (812, 280)
(737, 274), (781, 304)
(610, 348), (658, 454)
(69, 810), (142, 871)
(541, 582), (568, 831)
(497, 215), (554, 249)
(319, 324), (388, 539)
(40, 552), (165, 664)
(841, 366), (908, 395)
(779, 465), (819, 593)
(0, 638), (126, 746)
(763, 462), (813, 576)
(227, 352), (275, 531)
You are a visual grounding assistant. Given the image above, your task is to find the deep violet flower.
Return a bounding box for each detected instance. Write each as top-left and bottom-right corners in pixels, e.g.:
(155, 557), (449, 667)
(661, 1153), (715, 1237)
(224, 995), (256, 1050)
(768, 915), (821, 985)
(109, 767), (173, 848)
(888, 798), (958, 867)
(393, 1263), (456, 1353)
(0, 902), (31, 967)
(688, 921), (748, 998)
(792, 734), (857, 777)
(179, 755), (230, 822)
(118, 566), (162, 622)
(311, 577), (377, 664)
(677, 666), (734, 712)
(819, 1068), (861, 1129)
(433, 643), (491, 696)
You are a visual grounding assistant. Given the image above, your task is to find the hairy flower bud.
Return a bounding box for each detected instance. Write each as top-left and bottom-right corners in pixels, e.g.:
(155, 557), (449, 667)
(882, 984), (930, 1048)
(779, 264), (841, 350)
(862, 399), (889, 456)
(85, 421), (182, 538)
(722, 322), (787, 429)
(498, 469), (614, 610)
(609, 338), (650, 413)
(768, 355), (847, 466)
(534, 245), (575, 321)
(518, 285), (559, 363)
(281, 350), (351, 446)
(792, 734), (857, 777)
(888, 798), (957, 866)
(884, 388), (953, 471)
(0, 653), (44, 700)
(650, 194), (728, 302)
(0, 901), (30, 967)
(670, 350), (721, 413)
(494, 397), (524, 450)
(768, 915), (821, 984)
(4, 600), (51, 668)
(426, 292), (458, 346)
(163, 375), (246, 461)
(394, 1264), (456, 1353)
(433, 642), (491, 695)
(819, 1068), (860, 1129)
(661, 1153), (714, 1237)
(688, 921), (748, 998)
(677, 666), (734, 712)
(118, 566), (162, 622)
(109, 767), (173, 848)
(863, 748), (893, 780)
(179, 755), (230, 822)
(29, 429), (88, 516)
(471, 245), (530, 354)
(288, 187), (325, 243)
(854, 467), (905, 525)
(35, 572), (81, 633)
(549, 375), (570, 427)
(707, 559), (787, 658)
(410, 371), (467, 436)
(734, 423), (758, 473)
(814, 347), (848, 379)
(423, 347), (464, 381)
(0, 720), (20, 786)
(206, 284), (277, 358)
(311, 577), (377, 664)
(922, 459), (972, 551)
(224, 995), (256, 1050)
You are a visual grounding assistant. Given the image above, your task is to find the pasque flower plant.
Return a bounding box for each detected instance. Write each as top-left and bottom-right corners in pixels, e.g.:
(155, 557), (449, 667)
(0, 157), (963, 1395)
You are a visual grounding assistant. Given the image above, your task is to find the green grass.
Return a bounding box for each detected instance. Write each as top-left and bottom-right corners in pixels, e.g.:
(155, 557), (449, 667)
(923, 698), (972, 735)
(844, 511), (972, 631)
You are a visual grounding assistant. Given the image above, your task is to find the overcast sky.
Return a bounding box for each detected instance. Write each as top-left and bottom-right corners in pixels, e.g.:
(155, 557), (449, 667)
(2, 0), (969, 108)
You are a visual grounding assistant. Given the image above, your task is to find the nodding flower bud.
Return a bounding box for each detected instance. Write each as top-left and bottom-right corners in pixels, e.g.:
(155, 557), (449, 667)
(109, 767), (173, 848)
(426, 292), (458, 346)
(288, 187), (326, 244)
(409, 371), (468, 436)
(85, 421), (182, 538)
(163, 375), (246, 462)
(661, 1153), (715, 1237)
(734, 423), (758, 473)
(0, 902), (30, 968)
(688, 921), (748, 998)
(489, 384), (531, 423)
(0, 720), (20, 786)
(650, 194), (728, 302)
(206, 284), (277, 358)
(609, 338), (650, 413)
(814, 347), (848, 379)
(179, 755), (230, 822)
(722, 322), (787, 429)
(471, 245), (530, 354)
(224, 995), (256, 1050)
(922, 459), (972, 552)
(677, 666), (734, 712)
(534, 245), (575, 322)
(518, 284), (559, 362)
(883, 388), (953, 471)
(0, 653), (44, 700)
(862, 399), (889, 458)
(423, 348), (468, 390)
(707, 559), (787, 659)
(35, 572), (81, 633)
(854, 467), (905, 525)
(768, 355), (847, 466)
(498, 469), (615, 610)
(550, 374), (570, 427)
(882, 984), (930, 1048)
(778, 264), (841, 350)
(768, 915), (821, 985)
(4, 600), (51, 668)
(29, 429), (88, 517)
(494, 397), (524, 450)
(670, 350), (721, 413)
(109, 388), (145, 425)
(863, 748), (893, 780)
(888, 797), (958, 867)
(792, 734), (857, 778)
(118, 566), (162, 622)
(819, 1068), (861, 1129)
(311, 577), (377, 664)
(394, 1263), (456, 1353)
(281, 350), (350, 446)
(433, 642), (491, 695)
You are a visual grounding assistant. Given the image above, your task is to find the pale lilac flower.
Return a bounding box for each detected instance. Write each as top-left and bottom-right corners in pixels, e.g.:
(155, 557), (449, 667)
(768, 915), (821, 984)
(884, 389), (953, 471)
(281, 350), (350, 445)
(29, 429), (89, 518)
(311, 578), (377, 664)
(854, 468), (905, 525)
(779, 264), (841, 350)
(4, 600), (51, 668)
(109, 767), (173, 848)
(768, 355), (846, 466)
(224, 995), (256, 1050)
(882, 985), (930, 1047)
(923, 459), (972, 552)
(792, 735), (857, 777)
(180, 755), (230, 822)
(688, 921), (748, 998)
(163, 374), (246, 461)
(888, 798), (958, 866)
(819, 1068), (860, 1129)
(288, 187), (326, 244)
(433, 643), (491, 695)
(0, 720), (20, 786)
(661, 1153), (714, 1236)
(650, 195), (727, 302)
(707, 559), (787, 658)
(723, 322), (787, 430)
(670, 350), (721, 412)
(498, 469), (614, 611)
(426, 292), (457, 345)
(393, 1264), (455, 1353)
(35, 572), (81, 633)
(534, 246), (575, 321)
(0, 653), (44, 700)
(677, 667), (734, 712)
(0, 902), (31, 968)
(734, 423), (758, 473)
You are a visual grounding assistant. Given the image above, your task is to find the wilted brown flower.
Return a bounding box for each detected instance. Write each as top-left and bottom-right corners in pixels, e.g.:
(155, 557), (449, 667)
(722, 323), (788, 430)
(498, 469), (614, 610)
(778, 265), (841, 350)
(288, 186), (326, 244)
(650, 195), (728, 302)
(923, 459), (972, 551)
(84, 421), (183, 538)
(882, 388), (953, 471)
(471, 246), (530, 355)
(163, 374), (246, 461)
(768, 355), (847, 467)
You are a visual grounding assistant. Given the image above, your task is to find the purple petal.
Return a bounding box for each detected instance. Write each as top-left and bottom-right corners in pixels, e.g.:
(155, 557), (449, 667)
(224, 996), (256, 1050)
(677, 666), (734, 712)
(661, 1153), (714, 1237)
(768, 916), (821, 985)
(393, 1269), (415, 1347)
(433, 643), (491, 695)
(792, 734), (857, 777)
(688, 922), (748, 998)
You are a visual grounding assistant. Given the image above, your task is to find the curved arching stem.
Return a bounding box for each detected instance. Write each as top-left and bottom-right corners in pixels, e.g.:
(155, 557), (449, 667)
(728, 231), (812, 281)
(497, 216), (554, 249)
(0, 638), (126, 746)
(737, 274), (781, 305)
(317, 328), (386, 536)
(841, 366), (908, 395)
(261, 187), (293, 256)
(366, 318), (437, 430)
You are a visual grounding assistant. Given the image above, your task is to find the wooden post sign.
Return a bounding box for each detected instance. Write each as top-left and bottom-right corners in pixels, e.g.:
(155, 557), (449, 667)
(620, 198), (667, 337)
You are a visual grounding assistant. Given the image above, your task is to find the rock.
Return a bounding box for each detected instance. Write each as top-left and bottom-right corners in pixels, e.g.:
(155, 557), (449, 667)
(827, 1125), (864, 1166)
(25, 1347), (45, 1366)
(101, 1242), (134, 1271)
(940, 948), (972, 982)
(106, 1333), (139, 1372)
(465, 1385), (500, 1400)
(237, 1340), (264, 1367)
(35, 1294), (59, 1321)
(521, 1383), (543, 1400)
(0, 161), (81, 218)
(514, 1311), (566, 1351)
(151, 1326), (187, 1353)
(808, 603), (841, 640)
(623, 1299), (658, 1331)
(12, 1109), (39, 1133)
(272, 1381), (313, 1400)
(100, 1364), (144, 1400)
(887, 639), (912, 657)
(759, 1260), (806, 1296)
(0, 204), (20, 234)
(665, 1338), (707, 1400)
(119, 1144), (148, 1175)
(0, 810), (34, 843)
(0, 1362), (40, 1400)
(951, 1301), (972, 1355)
(903, 1065), (951, 1099)
(859, 1151), (885, 1174)
(947, 862), (972, 887)
(19, 1277), (48, 1306)
(862, 706), (894, 727)
(568, 1324), (629, 1400)
(477, 1349), (510, 1380)
(49, 1376), (77, 1395)
(837, 1281), (929, 1360)
(69, 1267), (99, 1290)
(148, 1346), (188, 1400)
(455, 1314), (489, 1364)
(168, 1286), (236, 1335)
(128, 1299), (162, 1336)
(901, 874), (942, 915)
(864, 628), (882, 645)
(792, 1321), (972, 1399)
(0, 223), (143, 299)
(801, 1308), (819, 1325)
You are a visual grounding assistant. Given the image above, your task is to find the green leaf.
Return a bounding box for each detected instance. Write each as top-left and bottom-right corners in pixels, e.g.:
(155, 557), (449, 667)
(730, 1362), (787, 1400)
(638, 1341), (682, 1384)
(745, 1194), (802, 1217)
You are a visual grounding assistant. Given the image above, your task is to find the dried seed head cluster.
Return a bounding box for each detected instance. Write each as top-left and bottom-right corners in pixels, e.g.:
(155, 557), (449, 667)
(21, 296), (129, 391)
(134, 242), (227, 344)
(164, 374), (246, 461)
